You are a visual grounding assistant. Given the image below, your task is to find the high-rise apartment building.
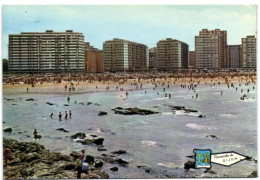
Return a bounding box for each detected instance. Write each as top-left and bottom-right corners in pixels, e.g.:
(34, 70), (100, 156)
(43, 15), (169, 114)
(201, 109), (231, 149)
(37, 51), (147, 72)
(85, 42), (103, 73)
(8, 30), (85, 72)
(195, 29), (227, 69)
(156, 38), (188, 71)
(103, 38), (148, 72)
(188, 51), (196, 67)
(227, 45), (242, 68)
(241, 36), (256, 68)
(149, 47), (157, 71)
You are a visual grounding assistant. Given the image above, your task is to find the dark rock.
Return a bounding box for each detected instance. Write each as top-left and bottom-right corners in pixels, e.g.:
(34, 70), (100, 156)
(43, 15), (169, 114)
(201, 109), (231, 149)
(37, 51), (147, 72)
(112, 107), (159, 115)
(98, 111), (108, 116)
(9, 158), (21, 165)
(63, 104), (69, 106)
(35, 135), (42, 139)
(184, 109), (198, 113)
(111, 150), (127, 155)
(26, 98), (35, 101)
(169, 105), (198, 113)
(90, 134), (98, 137)
(97, 148), (107, 151)
(25, 153), (40, 162)
(56, 128), (69, 133)
(87, 102), (92, 105)
(70, 151), (80, 159)
(4, 127), (12, 132)
(94, 159), (104, 168)
(248, 171), (257, 177)
(171, 106), (185, 110)
(85, 155), (95, 164)
(198, 115), (206, 118)
(46, 102), (54, 105)
(184, 161), (195, 170)
(94, 103), (101, 106)
(110, 167), (118, 171)
(61, 163), (75, 170)
(204, 169), (216, 174)
(92, 137), (104, 145)
(206, 135), (218, 139)
(71, 132), (86, 139)
(21, 167), (35, 177)
(91, 170), (109, 179)
(116, 159), (129, 167)
(81, 173), (100, 179)
(145, 168), (151, 173)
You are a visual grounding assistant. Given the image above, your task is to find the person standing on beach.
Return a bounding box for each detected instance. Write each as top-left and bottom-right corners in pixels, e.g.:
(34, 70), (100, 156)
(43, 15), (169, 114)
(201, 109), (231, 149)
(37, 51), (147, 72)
(3, 147), (12, 167)
(50, 113), (53, 119)
(75, 155), (82, 179)
(33, 129), (38, 139)
(67, 96), (70, 102)
(27, 87), (29, 93)
(65, 111), (68, 119)
(69, 110), (72, 119)
(59, 112), (62, 120)
(80, 150), (85, 163)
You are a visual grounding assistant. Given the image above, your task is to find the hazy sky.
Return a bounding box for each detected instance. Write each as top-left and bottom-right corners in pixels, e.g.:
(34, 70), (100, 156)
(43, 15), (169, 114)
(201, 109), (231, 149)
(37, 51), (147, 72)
(2, 5), (257, 59)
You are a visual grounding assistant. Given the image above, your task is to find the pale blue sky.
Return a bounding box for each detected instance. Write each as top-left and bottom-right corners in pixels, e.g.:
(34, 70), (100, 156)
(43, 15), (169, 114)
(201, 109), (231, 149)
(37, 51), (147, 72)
(2, 5), (257, 59)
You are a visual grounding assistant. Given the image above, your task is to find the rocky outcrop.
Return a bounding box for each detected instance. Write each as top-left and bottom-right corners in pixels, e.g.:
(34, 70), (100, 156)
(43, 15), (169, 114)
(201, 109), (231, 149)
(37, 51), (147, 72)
(169, 105), (198, 113)
(46, 102), (54, 106)
(85, 155), (95, 164)
(98, 111), (108, 116)
(248, 171), (257, 177)
(25, 98), (35, 101)
(71, 132), (104, 145)
(111, 150), (127, 155)
(206, 135), (218, 139)
(4, 127), (12, 132)
(56, 128), (69, 133)
(110, 167), (118, 171)
(184, 160), (195, 170)
(98, 154), (129, 167)
(112, 107), (159, 115)
(71, 132), (86, 139)
(3, 138), (109, 179)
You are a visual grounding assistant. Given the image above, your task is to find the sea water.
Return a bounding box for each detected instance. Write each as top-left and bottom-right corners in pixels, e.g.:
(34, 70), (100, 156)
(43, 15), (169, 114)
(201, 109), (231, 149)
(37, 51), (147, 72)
(3, 82), (257, 178)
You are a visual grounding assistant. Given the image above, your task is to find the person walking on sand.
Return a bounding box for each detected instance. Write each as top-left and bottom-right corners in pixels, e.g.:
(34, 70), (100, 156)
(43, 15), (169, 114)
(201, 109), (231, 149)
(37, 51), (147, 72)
(50, 113), (53, 118)
(3, 147), (12, 167)
(59, 112), (62, 120)
(27, 87), (29, 93)
(67, 96), (70, 102)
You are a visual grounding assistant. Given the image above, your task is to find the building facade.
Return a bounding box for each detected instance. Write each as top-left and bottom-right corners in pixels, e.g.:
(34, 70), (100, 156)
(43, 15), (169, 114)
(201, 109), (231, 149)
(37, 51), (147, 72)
(84, 42), (103, 73)
(195, 29), (227, 69)
(241, 36), (256, 68)
(227, 45), (242, 68)
(156, 38), (189, 71)
(103, 38), (148, 72)
(8, 30), (85, 72)
(149, 47), (157, 71)
(188, 51), (196, 67)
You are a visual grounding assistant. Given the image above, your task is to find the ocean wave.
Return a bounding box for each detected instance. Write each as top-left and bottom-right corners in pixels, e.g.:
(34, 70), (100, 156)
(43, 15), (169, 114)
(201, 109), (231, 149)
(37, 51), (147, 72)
(141, 140), (157, 146)
(158, 162), (179, 168)
(186, 123), (205, 130)
(219, 114), (236, 118)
